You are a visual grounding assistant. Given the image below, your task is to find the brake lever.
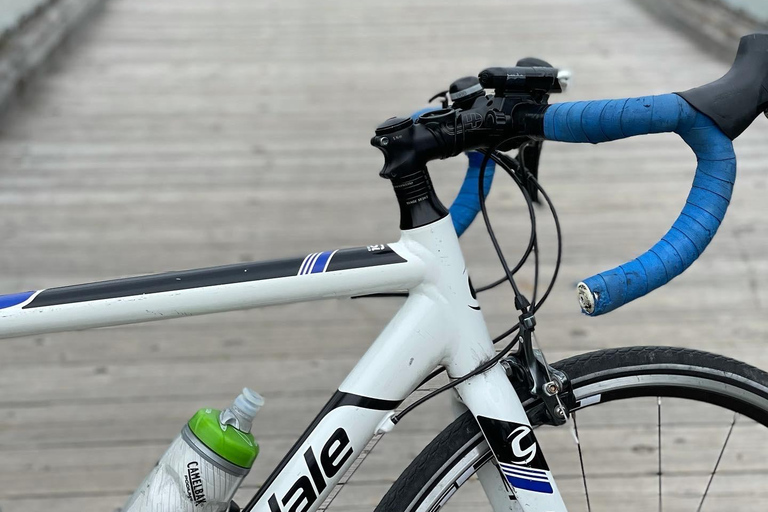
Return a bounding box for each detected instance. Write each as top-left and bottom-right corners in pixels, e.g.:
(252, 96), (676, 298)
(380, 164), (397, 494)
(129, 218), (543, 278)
(427, 90), (449, 109)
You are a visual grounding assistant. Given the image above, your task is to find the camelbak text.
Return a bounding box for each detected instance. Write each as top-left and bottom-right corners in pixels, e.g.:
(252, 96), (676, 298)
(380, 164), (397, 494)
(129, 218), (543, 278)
(185, 461), (207, 506)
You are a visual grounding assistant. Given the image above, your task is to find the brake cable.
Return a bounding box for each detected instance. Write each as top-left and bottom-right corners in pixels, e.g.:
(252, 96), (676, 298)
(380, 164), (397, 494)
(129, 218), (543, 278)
(492, 151), (562, 312)
(528, 172), (562, 312)
(474, 147), (535, 294)
(476, 144), (535, 312)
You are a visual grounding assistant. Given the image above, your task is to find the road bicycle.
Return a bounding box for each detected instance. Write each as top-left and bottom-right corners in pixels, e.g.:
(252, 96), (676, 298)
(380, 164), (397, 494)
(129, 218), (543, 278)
(2, 34), (768, 512)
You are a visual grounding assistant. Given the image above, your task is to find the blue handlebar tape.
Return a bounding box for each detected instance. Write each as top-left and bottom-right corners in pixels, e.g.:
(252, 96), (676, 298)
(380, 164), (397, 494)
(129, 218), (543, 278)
(450, 152), (496, 237)
(543, 94), (736, 316)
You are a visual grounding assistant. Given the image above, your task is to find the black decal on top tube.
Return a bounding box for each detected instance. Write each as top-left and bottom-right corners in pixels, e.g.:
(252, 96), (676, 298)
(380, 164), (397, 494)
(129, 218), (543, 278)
(325, 246), (405, 272)
(23, 246), (407, 309)
(24, 257), (304, 308)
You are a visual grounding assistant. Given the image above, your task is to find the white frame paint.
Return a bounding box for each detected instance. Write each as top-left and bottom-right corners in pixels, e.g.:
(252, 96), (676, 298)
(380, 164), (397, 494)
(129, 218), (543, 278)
(0, 215), (568, 512)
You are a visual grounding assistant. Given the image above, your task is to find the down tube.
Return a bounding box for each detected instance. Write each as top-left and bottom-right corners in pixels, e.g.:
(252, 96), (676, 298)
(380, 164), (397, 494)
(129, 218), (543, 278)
(244, 292), (448, 512)
(0, 244), (424, 339)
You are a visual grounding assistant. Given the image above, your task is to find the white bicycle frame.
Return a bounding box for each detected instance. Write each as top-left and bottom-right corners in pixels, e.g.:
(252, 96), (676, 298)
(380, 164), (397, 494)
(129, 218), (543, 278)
(0, 214), (568, 512)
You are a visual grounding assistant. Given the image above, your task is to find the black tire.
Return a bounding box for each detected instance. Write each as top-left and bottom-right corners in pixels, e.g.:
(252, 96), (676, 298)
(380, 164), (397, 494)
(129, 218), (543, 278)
(375, 346), (768, 512)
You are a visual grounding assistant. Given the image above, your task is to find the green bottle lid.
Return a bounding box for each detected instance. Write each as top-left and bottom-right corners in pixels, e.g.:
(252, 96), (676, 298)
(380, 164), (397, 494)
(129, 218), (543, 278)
(188, 408), (259, 468)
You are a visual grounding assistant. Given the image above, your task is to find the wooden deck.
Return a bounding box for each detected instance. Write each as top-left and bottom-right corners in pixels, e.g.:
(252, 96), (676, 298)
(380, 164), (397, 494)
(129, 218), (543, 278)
(0, 0), (766, 511)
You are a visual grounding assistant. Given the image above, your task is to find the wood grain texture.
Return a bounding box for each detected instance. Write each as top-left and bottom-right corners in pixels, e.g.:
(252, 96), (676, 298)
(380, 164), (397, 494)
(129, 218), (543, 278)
(0, 0), (766, 511)
(0, 0), (105, 115)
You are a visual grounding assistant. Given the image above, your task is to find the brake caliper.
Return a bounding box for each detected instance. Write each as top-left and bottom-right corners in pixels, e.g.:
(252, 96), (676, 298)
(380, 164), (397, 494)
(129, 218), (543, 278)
(501, 318), (575, 427)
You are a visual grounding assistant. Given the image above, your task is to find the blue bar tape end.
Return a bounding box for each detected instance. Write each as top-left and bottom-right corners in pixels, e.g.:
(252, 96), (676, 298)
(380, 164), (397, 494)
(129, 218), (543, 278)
(0, 291), (34, 310)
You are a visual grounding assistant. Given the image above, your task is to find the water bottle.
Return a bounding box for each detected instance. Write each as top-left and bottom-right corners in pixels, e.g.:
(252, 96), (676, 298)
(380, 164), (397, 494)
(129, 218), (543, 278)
(124, 388), (264, 512)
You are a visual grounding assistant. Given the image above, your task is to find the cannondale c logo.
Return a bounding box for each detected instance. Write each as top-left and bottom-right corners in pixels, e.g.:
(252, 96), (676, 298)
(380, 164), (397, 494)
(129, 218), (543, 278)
(507, 425), (537, 465)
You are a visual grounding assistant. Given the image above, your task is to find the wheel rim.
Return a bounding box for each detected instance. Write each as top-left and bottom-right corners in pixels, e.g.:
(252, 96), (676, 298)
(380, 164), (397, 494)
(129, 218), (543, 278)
(412, 369), (768, 512)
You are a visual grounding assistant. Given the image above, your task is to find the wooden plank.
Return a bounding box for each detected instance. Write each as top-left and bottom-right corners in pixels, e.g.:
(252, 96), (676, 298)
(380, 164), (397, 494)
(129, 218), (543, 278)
(0, 0), (766, 510)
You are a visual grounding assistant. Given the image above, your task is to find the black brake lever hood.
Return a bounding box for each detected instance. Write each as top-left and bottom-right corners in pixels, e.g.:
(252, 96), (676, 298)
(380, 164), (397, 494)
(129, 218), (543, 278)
(678, 33), (768, 140)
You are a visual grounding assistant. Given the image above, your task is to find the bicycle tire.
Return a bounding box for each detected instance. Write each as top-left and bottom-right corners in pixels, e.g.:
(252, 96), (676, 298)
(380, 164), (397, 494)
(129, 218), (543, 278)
(374, 346), (768, 512)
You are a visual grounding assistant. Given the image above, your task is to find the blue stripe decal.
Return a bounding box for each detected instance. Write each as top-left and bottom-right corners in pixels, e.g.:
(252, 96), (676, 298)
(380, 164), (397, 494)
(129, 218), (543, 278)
(0, 291), (35, 310)
(310, 251), (333, 274)
(504, 474), (553, 494)
(298, 254), (314, 275)
(303, 253), (320, 275)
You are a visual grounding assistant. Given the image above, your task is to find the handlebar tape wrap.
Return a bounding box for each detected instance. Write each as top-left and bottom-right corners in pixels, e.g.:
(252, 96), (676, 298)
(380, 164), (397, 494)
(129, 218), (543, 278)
(450, 152), (496, 237)
(543, 94), (736, 315)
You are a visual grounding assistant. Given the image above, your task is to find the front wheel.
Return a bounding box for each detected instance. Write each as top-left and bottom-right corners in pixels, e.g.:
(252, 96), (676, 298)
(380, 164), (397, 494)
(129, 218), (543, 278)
(375, 347), (768, 512)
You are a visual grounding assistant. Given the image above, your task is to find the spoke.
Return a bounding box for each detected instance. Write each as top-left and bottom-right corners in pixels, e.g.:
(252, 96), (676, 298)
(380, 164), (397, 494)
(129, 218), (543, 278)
(658, 397), (662, 512)
(572, 412), (592, 512)
(696, 413), (738, 512)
